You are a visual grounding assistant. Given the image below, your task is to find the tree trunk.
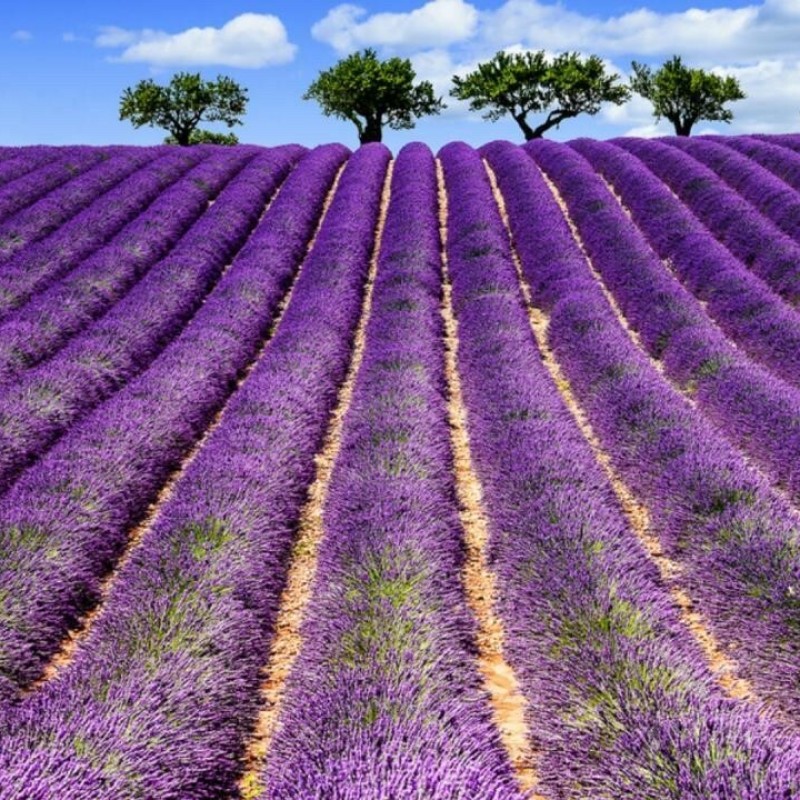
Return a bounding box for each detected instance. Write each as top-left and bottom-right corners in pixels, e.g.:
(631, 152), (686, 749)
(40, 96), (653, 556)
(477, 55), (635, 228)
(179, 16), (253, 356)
(359, 117), (383, 145)
(514, 114), (536, 141)
(174, 128), (192, 146)
(673, 117), (693, 137)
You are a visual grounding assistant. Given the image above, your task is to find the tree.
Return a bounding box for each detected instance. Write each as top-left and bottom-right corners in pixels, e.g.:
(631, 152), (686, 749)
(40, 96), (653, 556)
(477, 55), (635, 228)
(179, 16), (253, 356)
(304, 48), (445, 145)
(450, 50), (630, 140)
(630, 56), (745, 136)
(120, 72), (248, 146)
(164, 129), (239, 146)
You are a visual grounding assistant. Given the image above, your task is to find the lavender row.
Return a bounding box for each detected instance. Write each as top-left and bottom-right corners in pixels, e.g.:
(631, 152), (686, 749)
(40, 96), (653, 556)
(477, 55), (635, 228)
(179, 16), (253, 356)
(0, 148), (60, 189)
(571, 138), (800, 391)
(449, 140), (800, 799)
(0, 147), (300, 492)
(529, 140), (800, 504)
(0, 146), (213, 324)
(0, 145), (390, 800)
(0, 143), (344, 701)
(0, 149), (252, 383)
(0, 148), (157, 262)
(0, 147), (109, 228)
(616, 137), (800, 304)
(482, 141), (800, 720)
(667, 136), (800, 248)
(262, 143), (521, 799)
(708, 135), (800, 196)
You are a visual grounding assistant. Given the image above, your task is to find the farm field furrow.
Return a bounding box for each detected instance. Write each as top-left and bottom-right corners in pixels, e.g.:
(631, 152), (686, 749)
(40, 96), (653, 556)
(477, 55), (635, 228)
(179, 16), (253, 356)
(0, 148), (111, 229)
(0, 149), (61, 190)
(0, 144), (339, 700)
(0, 143), (388, 799)
(451, 140), (800, 798)
(529, 140), (800, 504)
(260, 144), (525, 799)
(669, 137), (800, 242)
(572, 139), (800, 391)
(618, 137), (800, 303)
(714, 135), (800, 191)
(0, 149), (252, 384)
(0, 147), (299, 492)
(1, 136), (800, 799)
(0, 146), (212, 324)
(0, 150), (162, 266)
(482, 140), (800, 723)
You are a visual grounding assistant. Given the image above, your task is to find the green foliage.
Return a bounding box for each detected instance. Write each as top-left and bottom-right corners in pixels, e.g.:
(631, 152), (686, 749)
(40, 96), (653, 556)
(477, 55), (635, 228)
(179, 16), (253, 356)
(120, 72), (248, 146)
(164, 129), (239, 146)
(304, 48), (445, 145)
(630, 55), (745, 136)
(451, 50), (630, 140)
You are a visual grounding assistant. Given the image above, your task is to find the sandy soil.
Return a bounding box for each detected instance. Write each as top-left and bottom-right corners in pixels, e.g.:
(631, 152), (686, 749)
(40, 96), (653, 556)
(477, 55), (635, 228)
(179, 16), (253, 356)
(485, 160), (754, 703)
(238, 162), (394, 800)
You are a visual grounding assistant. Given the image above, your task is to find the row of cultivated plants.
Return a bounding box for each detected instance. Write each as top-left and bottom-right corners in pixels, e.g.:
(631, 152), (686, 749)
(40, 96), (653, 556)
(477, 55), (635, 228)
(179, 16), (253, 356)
(441, 140), (800, 797)
(2, 139), (800, 794)
(120, 51), (744, 146)
(0, 142), (387, 794)
(485, 135), (800, 718)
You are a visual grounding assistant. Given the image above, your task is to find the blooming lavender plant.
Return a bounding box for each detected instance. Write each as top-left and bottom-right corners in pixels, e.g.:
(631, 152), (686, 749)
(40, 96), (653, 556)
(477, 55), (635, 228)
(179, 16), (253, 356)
(442, 139), (800, 799)
(262, 142), (523, 800)
(710, 135), (800, 193)
(0, 148), (158, 262)
(0, 147), (109, 225)
(482, 139), (800, 722)
(0, 149), (255, 382)
(571, 138), (800, 391)
(0, 146), (211, 322)
(667, 135), (800, 241)
(617, 137), (800, 304)
(0, 144), (331, 701)
(529, 138), (800, 504)
(0, 147), (301, 492)
(0, 144), (394, 800)
(0, 148), (60, 189)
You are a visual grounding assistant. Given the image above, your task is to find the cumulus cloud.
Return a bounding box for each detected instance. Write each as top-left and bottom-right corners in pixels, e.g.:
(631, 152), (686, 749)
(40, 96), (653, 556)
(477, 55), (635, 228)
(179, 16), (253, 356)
(310, 0), (800, 134)
(312, 0), (479, 53)
(95, 13), (297, 68)
(479, 0), (800, 64)
(12, 30), (32, 42)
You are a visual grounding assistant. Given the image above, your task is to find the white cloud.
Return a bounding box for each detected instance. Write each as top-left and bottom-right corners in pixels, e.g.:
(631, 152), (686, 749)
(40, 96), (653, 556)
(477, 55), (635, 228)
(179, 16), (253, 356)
(480, 0), (800, 64)
(312, 0), (479, 53)
(95, 26), (140, 48)
(310, 0), (800, 135)
(12, 30), (32, 42)
(95, 13), (297, 68)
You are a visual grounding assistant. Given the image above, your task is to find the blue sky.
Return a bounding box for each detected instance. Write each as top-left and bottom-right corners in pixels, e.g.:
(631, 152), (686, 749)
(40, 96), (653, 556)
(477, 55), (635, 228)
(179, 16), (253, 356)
(2, 0), (795, 149)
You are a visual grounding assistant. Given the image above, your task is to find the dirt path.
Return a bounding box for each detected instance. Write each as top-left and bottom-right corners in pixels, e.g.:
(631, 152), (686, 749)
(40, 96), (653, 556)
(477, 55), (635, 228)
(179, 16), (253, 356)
(436, 160), (543, 798)
(484, 160), (754, 703)
(27, 162), (348, 695)
(237, 162), (394, 800)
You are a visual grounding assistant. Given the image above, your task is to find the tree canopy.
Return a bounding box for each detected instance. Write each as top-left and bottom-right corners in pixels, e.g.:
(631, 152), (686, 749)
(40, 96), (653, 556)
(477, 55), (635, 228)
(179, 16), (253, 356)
(304, 48), (445, 145)
(120, 72), (248, 146)
(630, 56), (745, 136)
(451, 50), (630, 140)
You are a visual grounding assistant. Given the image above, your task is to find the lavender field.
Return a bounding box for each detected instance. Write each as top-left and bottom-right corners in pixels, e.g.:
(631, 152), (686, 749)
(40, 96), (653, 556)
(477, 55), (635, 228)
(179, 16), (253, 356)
(0, 136), (799, 799)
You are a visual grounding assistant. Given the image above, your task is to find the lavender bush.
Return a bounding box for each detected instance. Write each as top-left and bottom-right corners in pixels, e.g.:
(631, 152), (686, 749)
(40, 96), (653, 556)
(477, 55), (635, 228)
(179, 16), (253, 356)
(617, 137), (800, 303)
(571, 138), (800, 391)
(0, 150), (253, 382)
(0, 144), (392, 799)
(0, 147), (110, 226)
(0, 147), (301, 492)
(263, 142), (522, 800)
(483, 139), (800, 722)
(529, 139), (800, 503)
